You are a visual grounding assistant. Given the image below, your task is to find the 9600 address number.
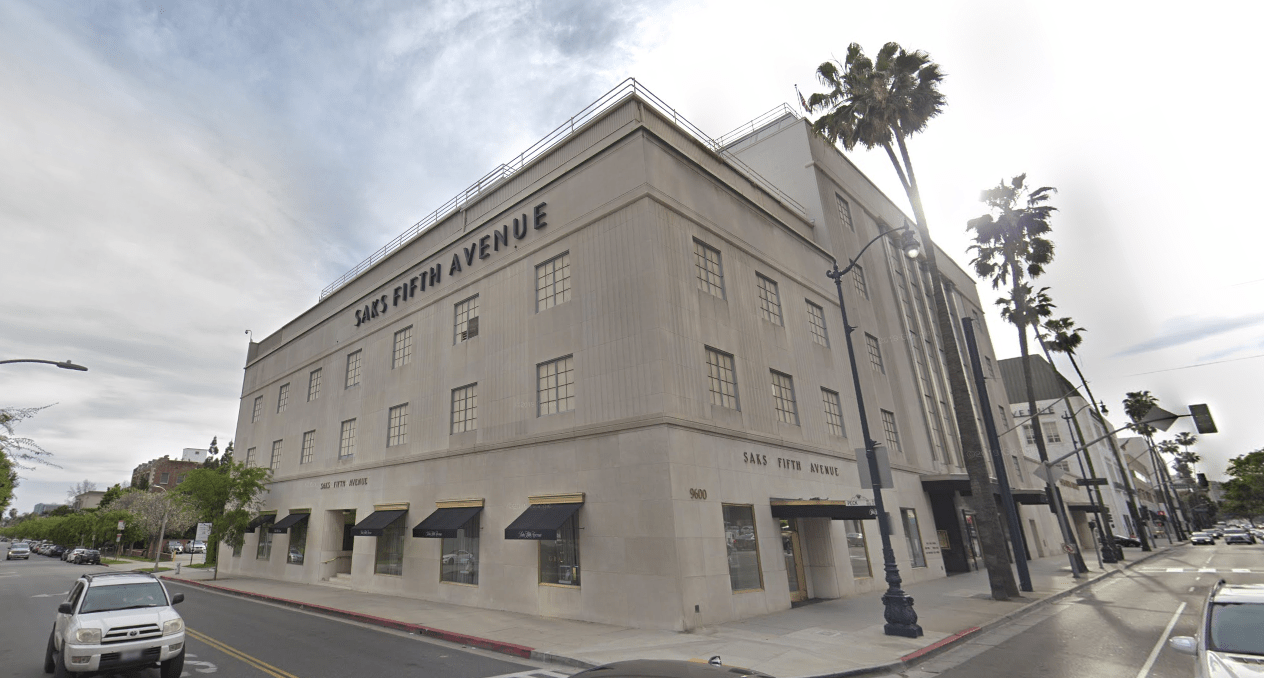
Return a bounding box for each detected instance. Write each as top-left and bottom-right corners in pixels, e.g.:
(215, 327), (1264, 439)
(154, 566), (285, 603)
(688, 488), (708, 500)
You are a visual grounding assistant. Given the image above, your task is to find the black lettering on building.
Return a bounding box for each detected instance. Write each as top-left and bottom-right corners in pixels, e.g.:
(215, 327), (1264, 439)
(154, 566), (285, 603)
(450, 253), (462, 276)
(393, 285), (402, 307)
(354, 309), (363, 327)
(464, 243), (477, 266)
(534, 202), (548, 229)
(478, 234), (491, 259)
(494, 225), (509, 251)
(513, 216), (528, 239)
(428, 264), (441, 287)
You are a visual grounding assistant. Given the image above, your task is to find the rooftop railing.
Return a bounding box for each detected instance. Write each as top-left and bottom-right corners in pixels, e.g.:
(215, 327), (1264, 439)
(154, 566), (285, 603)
(320, 78), (807, 300)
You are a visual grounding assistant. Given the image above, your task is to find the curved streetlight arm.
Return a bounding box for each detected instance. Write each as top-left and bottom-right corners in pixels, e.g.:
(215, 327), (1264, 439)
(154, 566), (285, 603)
(831, 226), (916, 279)
(0, 359), (88, 371)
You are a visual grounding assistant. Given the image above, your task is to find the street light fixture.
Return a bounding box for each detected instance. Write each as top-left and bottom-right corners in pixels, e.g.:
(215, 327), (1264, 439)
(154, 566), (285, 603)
(0, 359), (88, 371)
(826, 225), (923, 638)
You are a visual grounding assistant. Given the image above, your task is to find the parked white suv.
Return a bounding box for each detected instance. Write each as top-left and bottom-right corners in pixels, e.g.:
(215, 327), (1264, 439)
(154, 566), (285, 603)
(1170, 580), (1264, 677)
(45, 571), (186, 678)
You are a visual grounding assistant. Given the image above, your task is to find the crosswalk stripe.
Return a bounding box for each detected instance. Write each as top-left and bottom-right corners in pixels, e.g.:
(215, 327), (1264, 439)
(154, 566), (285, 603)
(1233, 568), (1251, 573)
(1166, 568), (1184, 572)
(1199, 568), (1216, 572)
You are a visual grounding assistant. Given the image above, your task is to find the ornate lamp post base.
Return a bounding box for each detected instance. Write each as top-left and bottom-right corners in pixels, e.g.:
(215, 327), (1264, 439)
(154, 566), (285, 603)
(882, 590), (923, 638)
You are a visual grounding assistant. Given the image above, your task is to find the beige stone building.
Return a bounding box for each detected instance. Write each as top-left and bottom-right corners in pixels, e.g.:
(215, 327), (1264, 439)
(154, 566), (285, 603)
(221, 83), (1033, 630)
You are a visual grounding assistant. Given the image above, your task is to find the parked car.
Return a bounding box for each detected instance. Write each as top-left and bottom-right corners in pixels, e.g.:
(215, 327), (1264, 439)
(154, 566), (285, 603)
(62, 548), (80, 562)
(73, 549), (101, 565)
(1223, 529), (1256, 545)
(189, 541), (206, 554)
(1114, 535), (1143, 548)
(1170, 580), (1264, 675)
(165, 541), (183, 554)
(45, 571), (186, 677)
(1190, 532), (1216, 546)
(6, 542), (30, 560)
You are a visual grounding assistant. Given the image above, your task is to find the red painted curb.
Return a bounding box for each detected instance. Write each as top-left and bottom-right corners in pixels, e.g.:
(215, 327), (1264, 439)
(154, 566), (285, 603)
(899, 626), (981, 663)
(162, 576), (535, 659)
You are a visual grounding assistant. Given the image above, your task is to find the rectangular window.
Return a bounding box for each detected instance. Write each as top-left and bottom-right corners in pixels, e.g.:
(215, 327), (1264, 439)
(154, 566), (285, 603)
(822, 388), (845, 437)
(536, 252), (572, 311)
(836, 193), (854, 232)
(300, 431), (315, 464)
(393, 326), (414, 368)
(853, 264), (868, 299)
(387, 403), (409, 447)
(1043, 421), (1063, 443)
(770, 371), (799, 426)
(537, 356), (575, 416)
(441, 512), (479, 585)
(723, 504), (762, 591)
(881, 409), (902, 454)
(755, 274), (783, 326)
(454, 295), (479, 343)
(984, 356), (995, 378)
(256, 529), (273, 560)
(806, 301), (829, 346)
(539, 513), (580, 586)
(251, 396), (263, 423)
(160, 472), (170, 485)
(693, 239), (725, 299)
(245, 447), (256, 467)
(844, 519), (871, 578)
(450, 384), (478, 434)
(705, 347), (739, 410)
(998, 405), (1009, 430)
(1023, 424), (1037, 445)
(865, 334), (884, 374)
(270, 440), (282, 471)
(1011, 454), (1025, 481)
(307, 368), (322, 402)
(288, 519), (308, 565)
(277, 383), (290, 413)
(176, 474), (186, 484)
(374, 514), (405, 576)
(901, 508), (927, 568)
(345, 350), (362, 388)
(338, 419), (357, 458)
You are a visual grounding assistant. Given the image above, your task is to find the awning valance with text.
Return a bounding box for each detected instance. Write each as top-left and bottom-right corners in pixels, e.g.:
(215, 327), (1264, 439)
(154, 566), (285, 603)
(504, 494), (584, 540)
(412, 506), (483, 539)
(268, 512), (310, 534)
(769, 499), (878, 521)
(351, 509), (407, 537)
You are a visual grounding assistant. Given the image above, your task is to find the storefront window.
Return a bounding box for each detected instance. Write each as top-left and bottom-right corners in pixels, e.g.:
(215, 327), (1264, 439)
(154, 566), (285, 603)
(256, 530), (273, 561)
(724, 504), (762, 591)
(375, 515), (405, 575)
(288, 520), (308, 565)
(901, 508), (926, 568)
(441, 513), (479, 585)
(844, 520), (871, 578)
(539, 515), (580, 586)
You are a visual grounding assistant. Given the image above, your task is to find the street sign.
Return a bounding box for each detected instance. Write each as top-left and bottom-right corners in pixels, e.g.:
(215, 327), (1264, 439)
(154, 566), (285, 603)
(117, 520), (125, 531)
(1189, 404), (1218, 434)
(1076, 478), (1109, 486)
(857, 445), (894, 489)
(195, 522), (212, 542)
(1139, 404), (1179, 432)
(1033, 463), (1067, 485)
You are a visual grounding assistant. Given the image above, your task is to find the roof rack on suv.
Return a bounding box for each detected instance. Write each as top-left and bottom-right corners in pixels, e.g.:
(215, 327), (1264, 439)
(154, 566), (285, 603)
(82, 571), (156, 582)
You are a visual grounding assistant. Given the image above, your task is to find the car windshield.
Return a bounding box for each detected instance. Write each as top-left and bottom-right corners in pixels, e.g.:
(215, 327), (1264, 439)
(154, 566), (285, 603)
(79, 582), (169, 613)
(1209, 603), (1264, 655)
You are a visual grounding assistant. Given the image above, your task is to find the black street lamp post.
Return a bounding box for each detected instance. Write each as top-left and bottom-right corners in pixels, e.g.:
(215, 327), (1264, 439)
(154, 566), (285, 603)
(0, 359), (88, 371)
(827, 226), (923, 638)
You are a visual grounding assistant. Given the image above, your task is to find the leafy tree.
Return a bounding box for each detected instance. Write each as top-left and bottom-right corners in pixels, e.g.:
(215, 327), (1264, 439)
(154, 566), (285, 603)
(111, 491), (198, 559)
(0, 450), (16, 514)
(49, 504), (74, 517)
(176, 460), (270, 568)
(1, 406), (60, 477)
(1221, 449), (1264, 518)
(98, 483), (128, 511)
(1123, 391), (1190, 538)
(802, 42), (1017, 600)
(133, 474), (149, 491)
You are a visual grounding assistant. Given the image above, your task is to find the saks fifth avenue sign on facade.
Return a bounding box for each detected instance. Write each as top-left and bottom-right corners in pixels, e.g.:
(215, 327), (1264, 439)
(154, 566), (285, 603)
(353, 202), (549, 327)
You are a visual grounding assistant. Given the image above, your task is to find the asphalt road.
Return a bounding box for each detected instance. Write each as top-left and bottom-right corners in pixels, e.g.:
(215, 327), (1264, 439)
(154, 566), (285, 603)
(0, 543), (556, 678)
(904, 542), (1264, 678)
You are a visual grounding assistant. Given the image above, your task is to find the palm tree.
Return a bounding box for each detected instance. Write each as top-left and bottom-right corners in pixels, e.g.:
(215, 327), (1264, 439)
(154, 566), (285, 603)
(803, 42), (1018, 599)
(967, 175), (1086, 575)
(1123, 391), (1188, 540)
(1041, 316), (1152, 550)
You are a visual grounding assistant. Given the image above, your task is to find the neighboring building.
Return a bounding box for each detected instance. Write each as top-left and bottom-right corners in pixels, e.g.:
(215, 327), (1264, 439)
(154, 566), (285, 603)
(999, 356), (1132, 553)
(181, 448), (209, 464)
(1121, 437), (1168, 539)
(72, 491), (106, 511)
(223, 85), (1028, 630)
(130, 456), (202, 492)
(33, 503), (66, 515)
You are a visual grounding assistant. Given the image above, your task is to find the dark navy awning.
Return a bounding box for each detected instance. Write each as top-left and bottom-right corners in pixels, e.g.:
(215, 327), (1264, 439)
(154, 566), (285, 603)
(504, 503), (582, 540)
(245, 514), (276, 533)
(351, 510), (407, 537)
(268, 513), (310, 534)
(412, 506), (482, 539)
(770, 499), (878, 520)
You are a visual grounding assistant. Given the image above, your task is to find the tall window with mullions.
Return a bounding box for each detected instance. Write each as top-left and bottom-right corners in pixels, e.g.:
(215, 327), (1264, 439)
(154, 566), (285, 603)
(288, 519), (308, 565)
(256, 529), (273, 560)
(539, 514), (580, 586)
(441, 513), (479, 585)
(375, 514), (405, 576)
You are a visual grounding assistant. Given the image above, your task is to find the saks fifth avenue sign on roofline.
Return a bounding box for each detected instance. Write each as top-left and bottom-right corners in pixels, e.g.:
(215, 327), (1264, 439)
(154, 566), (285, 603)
(353, 202), (549, 327)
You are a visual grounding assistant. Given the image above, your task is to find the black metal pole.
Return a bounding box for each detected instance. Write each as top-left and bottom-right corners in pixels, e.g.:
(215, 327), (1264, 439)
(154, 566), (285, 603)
(961, 318), (1032, 592)
(828, 257), (922, 638)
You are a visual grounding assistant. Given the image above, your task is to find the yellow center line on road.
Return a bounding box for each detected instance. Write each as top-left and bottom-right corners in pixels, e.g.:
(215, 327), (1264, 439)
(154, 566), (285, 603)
(186, 628), (301, 678)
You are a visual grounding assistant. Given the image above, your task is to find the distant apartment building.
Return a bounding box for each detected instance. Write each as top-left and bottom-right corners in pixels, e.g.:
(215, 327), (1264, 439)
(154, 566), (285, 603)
(181, 448), (209, 464)
(72, 491), (106, 511)
(130, 455), (202, 491)
(33, 503), (66, 515)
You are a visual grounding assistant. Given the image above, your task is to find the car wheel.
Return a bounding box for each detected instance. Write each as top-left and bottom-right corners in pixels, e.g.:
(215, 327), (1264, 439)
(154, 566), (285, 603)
(44, 631), (56, 673)
(160, 648), (185, 678)
(52, 641), (69, 678)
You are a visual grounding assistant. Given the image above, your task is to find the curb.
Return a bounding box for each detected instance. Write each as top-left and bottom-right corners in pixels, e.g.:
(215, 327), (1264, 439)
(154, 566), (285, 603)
(161, 576), (535, 659)
(800, 544), (1181, 678)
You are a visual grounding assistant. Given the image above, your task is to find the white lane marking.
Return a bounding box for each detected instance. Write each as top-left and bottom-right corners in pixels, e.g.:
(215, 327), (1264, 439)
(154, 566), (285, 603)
(1188, 587), (1195, 592)
(1134, 602), (1187, 678)
(1205, 553), (1215, 566)
(1166, 568), (1184, 572)
(31, 591), (69, 598)
(1233, 569), (1250, 573)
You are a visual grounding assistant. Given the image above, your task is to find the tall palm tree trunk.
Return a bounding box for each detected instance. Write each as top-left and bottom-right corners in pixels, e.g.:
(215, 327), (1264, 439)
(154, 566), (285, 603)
(891, 148), (1017, 599)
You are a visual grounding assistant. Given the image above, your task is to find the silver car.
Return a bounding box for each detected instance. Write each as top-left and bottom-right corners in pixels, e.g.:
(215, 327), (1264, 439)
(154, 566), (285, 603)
(1170, 580), (1264, 677)
(6, 543), (30, 560)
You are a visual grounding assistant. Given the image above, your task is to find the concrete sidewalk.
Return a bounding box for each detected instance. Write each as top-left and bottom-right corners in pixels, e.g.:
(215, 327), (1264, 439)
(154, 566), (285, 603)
(125, 546), (1176, 677)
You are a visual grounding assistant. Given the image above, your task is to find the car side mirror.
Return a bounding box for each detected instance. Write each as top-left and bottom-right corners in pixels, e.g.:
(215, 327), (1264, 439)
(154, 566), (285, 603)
(58, 602), (73, 615)
(1169, 636), (1197, 655)
(171, 593), (184, 605)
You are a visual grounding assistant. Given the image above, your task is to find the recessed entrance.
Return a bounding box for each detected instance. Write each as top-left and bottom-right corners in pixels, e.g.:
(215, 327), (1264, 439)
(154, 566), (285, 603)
(780, 519), (808, 603)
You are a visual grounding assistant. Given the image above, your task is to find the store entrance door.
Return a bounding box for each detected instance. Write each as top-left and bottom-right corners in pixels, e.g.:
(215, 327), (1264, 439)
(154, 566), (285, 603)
(780, 520), (808, 603)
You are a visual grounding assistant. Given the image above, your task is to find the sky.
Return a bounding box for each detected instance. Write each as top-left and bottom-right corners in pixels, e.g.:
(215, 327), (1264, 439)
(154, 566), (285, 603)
(3, 0), (1261, 512)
